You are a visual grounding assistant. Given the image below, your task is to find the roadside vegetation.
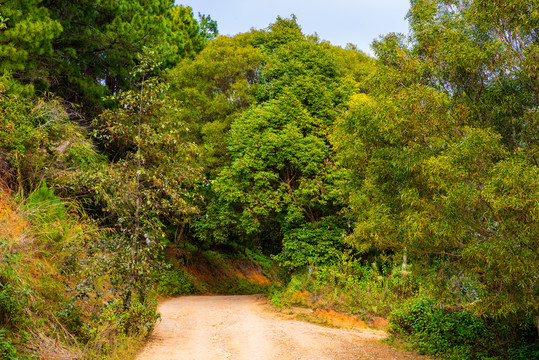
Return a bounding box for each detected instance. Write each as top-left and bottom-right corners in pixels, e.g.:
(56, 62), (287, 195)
(1, 1), (537, 359)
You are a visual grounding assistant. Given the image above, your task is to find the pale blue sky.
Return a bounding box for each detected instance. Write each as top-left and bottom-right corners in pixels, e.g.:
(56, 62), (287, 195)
(176, 0), (411, 55)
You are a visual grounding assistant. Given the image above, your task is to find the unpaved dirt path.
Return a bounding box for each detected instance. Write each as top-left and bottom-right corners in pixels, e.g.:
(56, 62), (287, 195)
(136, 295), (424, 360)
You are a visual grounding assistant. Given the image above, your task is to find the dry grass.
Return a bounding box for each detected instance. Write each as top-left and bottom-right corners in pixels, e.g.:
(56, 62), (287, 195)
(0, 182), (144, 360)
(27, 329), (82, 360)
(0, 185), (30, 246)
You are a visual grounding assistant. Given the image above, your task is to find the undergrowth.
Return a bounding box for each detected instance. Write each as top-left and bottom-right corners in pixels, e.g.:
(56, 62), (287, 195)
(390, 297), (539, 360)
(270, 256), (539, 360)
(0, 183), (160, 359)
(270, 256), (420, 321)
(0, 329), (21, 360)
(157, 267), (199, 296)
(157, 246), (275, 297)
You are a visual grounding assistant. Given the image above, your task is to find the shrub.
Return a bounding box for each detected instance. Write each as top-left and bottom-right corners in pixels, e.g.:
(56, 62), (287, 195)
(390, 297), (538, 360)
(0, 329), (20, 360)
(270, 259), (420, 319)
(157, 267), (198, 296)
(224, 276), (271, 295)
(0, 249), (28, 328)
(270, 273), (314, 308)
(122, 298), (160, 336)
(391, 297), (492, 358)
(86, 297), (160, 357)
(95, 297), (159, 338)
(0, 283), (23, 327)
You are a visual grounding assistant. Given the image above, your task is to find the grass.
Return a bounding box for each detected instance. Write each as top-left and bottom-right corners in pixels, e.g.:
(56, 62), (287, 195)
(270, 259), (420, 322)
(0, 183), (158, 360)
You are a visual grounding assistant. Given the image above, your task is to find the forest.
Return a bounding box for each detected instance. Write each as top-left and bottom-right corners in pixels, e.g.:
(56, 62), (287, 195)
(0, 0), (537, 359)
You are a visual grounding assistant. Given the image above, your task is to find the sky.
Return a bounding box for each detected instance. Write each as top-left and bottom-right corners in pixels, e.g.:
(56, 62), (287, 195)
(176, 0), (411, 55)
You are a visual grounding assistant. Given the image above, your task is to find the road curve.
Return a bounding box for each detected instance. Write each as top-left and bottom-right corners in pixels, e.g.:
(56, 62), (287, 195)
(135, 295), (424, 360)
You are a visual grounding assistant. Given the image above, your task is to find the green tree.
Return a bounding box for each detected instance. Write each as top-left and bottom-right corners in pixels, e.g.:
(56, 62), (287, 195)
(1, 1), (214, 115)
(335, 0), (538, 326)
(407, 0), (539, 157)
(203, 17), (369, 258)
(167, 32), (263, 175)
(91, 49), (201, 305)
(405, 0), (539, 323)
(43, 1), (210, 114)
(0, 1), (62, 95)
(167, 5), (217, 60)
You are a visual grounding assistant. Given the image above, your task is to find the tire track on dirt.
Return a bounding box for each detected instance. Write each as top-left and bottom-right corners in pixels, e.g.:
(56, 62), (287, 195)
(135, 295), (425, 360)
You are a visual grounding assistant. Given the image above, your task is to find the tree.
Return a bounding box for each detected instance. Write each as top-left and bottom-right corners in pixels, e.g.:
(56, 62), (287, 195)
(203, 17), (368, 257)
(92, 49), (201, 306)
(335, 0), (538, 325)
(0, 1), (62, 95)
(407, 0), (539, 157)
(167, 32), (263, 175)
(405, 0), (539, 323)
(1, 1), (214, 116)
(167, 6), (218, 60)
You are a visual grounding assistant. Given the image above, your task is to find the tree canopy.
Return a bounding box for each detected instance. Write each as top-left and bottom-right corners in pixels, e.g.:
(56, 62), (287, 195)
(334, 0), (539, 320)
(0, 0), (216, 115)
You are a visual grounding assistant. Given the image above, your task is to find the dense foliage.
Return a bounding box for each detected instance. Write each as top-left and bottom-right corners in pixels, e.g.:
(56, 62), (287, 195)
(391, 297), (538, 360)
(335, 0), (539, 322)
(1, 0), (215, 114)
(1, 0), (537, 359)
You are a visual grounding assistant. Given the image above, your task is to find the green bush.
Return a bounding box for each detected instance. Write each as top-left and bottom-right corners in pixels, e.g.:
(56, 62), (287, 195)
(0, 283), (23, 327)
(244, 248), (275, 276)
(270, 273), (314, 308)
(0, 329), (20, 360)
(86, 297), (160, 357)
(224, 276), (271, 295)
(157, 267), (198, 296)
(122, 298), (160, 336)
(56, 299), (87, 340)
(97, 297), (160, 337)
(390, 297), (539, 360)
(0, 250), (28, 328)
(390, 297), (491, 358)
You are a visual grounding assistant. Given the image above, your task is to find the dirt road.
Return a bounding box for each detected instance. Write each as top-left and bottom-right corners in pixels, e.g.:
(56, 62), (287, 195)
(135, 295), (424, 360)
